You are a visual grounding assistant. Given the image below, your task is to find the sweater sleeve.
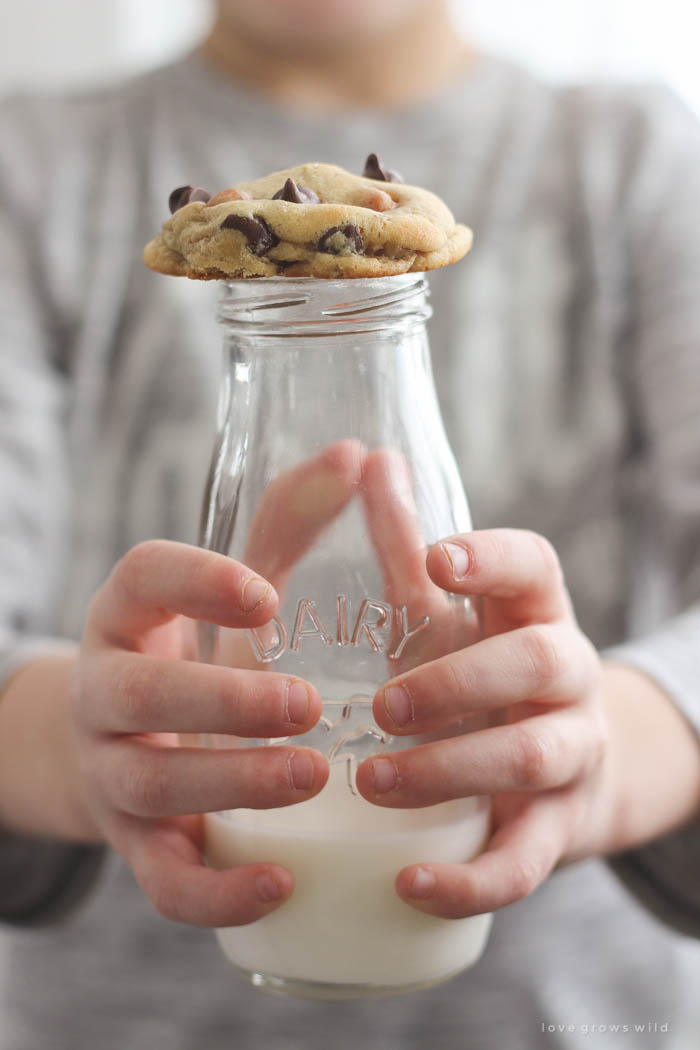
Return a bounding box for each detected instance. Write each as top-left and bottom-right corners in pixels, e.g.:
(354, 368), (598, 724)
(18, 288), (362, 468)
(599, 85), (700, 936)
(606, 610), (700, 938)
(0, 99), (105, 927)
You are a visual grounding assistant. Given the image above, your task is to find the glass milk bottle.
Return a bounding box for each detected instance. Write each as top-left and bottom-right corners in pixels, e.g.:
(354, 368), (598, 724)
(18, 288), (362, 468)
(199, 274), (492, 1000)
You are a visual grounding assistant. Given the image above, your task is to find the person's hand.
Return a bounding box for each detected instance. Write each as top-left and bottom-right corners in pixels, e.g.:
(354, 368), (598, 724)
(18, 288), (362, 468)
(355, 527), (610, 918)
(68, 539), (329, 927)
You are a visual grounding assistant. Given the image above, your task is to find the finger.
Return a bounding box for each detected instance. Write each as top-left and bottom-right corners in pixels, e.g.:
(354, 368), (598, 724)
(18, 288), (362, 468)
(395, 790), (571, 917)
(101, 739), (329, 817)
(373, 623), (598, 734)
(356, 710), (598, 806)
(82, 651), (322, 736)
(88, 540), (278, 648)
(121, 815), (294, 927)
(427, 529), (574, 628)
(361, 448), (434, 608)
(243, 439), (365, 591)
(212, 440), (364, 674)
(361, 449), (475, 669)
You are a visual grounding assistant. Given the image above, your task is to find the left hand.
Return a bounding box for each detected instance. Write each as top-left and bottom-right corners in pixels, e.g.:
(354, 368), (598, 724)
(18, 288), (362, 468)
(355, 527), (611, 918)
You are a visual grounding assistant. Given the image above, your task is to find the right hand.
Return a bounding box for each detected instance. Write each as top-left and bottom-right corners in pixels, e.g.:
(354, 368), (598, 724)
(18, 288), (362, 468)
(68, 539), (328, 928)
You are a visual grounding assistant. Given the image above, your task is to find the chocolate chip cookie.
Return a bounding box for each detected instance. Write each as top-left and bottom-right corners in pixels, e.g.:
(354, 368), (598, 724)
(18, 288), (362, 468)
(144, 156), (472, 279)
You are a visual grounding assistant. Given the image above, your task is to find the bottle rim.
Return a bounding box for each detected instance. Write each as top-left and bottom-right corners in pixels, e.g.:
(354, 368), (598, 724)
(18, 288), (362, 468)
(216, 273), (432, 337)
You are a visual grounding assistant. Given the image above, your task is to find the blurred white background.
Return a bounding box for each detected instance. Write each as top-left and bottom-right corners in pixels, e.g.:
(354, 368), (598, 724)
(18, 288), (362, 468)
(0, 0), (699, 117)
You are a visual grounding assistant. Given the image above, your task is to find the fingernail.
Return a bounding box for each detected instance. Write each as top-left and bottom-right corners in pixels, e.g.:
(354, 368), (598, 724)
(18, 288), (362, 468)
(288, 751), (315, 791)
(286, 680), (309, 725)
(240, 576), (269, 613)
(410, 867), (436, 899)
(384, 685), (413, 727)
(256, 871), (282, 902)
(372, 757), (398, 794)
(441, 541), (471, 580)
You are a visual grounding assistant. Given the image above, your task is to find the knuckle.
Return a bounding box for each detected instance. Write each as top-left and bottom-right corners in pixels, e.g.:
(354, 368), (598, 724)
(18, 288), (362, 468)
(214, 683), (241, 733)
(144, 874), (185, 924)
(229, 676), (281, 735)
(440, 654), (473, 707)
(203, 671), (237, 731)
(484, 530), (512, 571)
(527, 531), (563, 582)
(112, 540), (163, 599)
(252, 675), (287, 719)
(115, 660), (149, 727)
(520, 624), (565, 688)
(513, 723), (553, 788)
(508, 854), (543, 902)
(122, 757), (170, 816)
(239, 748), (289, 802)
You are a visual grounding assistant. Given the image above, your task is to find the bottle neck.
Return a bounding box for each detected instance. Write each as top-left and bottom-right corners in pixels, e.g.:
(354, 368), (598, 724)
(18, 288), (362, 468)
(217, 274), (431, 344)
(202, 273), (471, 571)
(216, 275), (436, 449)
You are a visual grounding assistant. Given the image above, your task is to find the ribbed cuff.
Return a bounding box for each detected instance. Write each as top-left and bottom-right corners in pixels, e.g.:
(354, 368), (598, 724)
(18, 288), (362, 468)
(0, 636), (100, 927)
(0, 833), (106, 927)
(603, 606), (700, 938)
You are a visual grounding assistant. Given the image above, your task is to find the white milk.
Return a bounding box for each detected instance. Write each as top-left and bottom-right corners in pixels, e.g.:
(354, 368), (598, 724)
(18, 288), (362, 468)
(204, 764), (493, 994)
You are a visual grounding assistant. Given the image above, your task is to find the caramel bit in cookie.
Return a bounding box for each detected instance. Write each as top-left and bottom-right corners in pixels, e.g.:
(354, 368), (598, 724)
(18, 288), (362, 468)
(318, 224), (365, 256)
(364, 188), (396, 212)
(272, 177), (320, 204)
(220, 213), (280, 255)
(362, 153), (404, 184)
(206, 187), (252, 207)
(168, 185), (211, 214)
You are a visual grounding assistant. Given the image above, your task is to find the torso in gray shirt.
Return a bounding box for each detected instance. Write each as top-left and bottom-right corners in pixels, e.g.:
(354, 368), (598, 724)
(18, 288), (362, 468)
(1, 52), (700, 1050)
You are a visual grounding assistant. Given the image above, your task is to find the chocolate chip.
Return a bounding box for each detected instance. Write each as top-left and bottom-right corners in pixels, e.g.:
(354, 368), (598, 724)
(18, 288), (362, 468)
(272, 177), (320, 204)
(220, 213), (280, 255)
(362, 153), (404, 184)
(188, 187), (212, 205)
(168, 185), (211, 213)
(317, 224), (364, 255)
(169, 186), (189, 213)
